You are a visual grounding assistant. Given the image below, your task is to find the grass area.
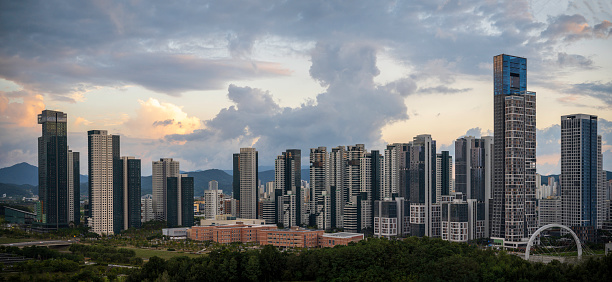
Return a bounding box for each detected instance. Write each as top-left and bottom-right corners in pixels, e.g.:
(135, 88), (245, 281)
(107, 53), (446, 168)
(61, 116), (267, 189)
(0, 237), (35, 244)
(127, 247), (201, 260)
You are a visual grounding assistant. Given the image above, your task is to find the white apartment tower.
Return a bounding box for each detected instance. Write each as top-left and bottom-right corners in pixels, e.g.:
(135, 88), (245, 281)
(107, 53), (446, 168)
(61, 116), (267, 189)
(204, 180), (223, 219)
(238, 148), (258, 219)
(87, 130), (119, 235)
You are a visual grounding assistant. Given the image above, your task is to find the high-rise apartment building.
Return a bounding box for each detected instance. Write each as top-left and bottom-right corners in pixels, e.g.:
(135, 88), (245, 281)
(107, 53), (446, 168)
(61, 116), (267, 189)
(455, 136), (494, 237)
(409, 134), (438, 237)
(152, 158), (180, 221)
(274, 149), (301, 226)
(141, 194), (154, 223)
(440, 193), (485, 242)
(236, 148), (258, 219)
(310, 147), (327, 228)
(204, 180), (223, 219)
(166, 174), (194, 227)
(360, 150), (382, 229)
(539, 196), (561, 226)
(233, 153), (241, 201)
(328, 146), (346, 228)
(38, 110), (69, 230)
(67, 149), (80, 225)
(492, 54), (537, 248)
(118, 156), (141, 230)
(374, 197), (409, 238)
(435, 151), (452, 204)
(88, 130), (120, 235)
(561, 114), (604, 242)
(344, 144), (367, 232)
(383, 143), (410, 200)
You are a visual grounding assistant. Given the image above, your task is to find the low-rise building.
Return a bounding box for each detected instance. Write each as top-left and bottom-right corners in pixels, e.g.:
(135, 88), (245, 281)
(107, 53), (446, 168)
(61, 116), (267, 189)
(260, 227), (324, 248)
(319, 232), (364, 247)
(162, 227), (189, 239)
(188, 224), (364, 248)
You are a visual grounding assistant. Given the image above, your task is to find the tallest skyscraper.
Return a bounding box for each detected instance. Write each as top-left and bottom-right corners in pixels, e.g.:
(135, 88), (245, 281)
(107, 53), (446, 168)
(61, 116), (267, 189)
(491, 54), (537, 248)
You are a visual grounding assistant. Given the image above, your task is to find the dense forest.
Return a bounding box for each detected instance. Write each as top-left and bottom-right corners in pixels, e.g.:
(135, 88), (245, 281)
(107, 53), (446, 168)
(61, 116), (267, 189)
(128, 237), (611, 281)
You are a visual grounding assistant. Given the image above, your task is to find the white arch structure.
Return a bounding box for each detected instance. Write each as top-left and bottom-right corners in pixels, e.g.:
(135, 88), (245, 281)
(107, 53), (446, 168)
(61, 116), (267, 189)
(525, 223), (582, 260)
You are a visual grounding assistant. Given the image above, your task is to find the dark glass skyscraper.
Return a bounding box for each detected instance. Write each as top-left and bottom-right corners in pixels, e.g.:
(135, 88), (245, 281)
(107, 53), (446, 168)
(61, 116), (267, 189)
(167, 174), (194, 227)
(492, 54), (537, 247)
(38, 110), (69, 230)
(118, 157), (142, 231)
(561, 114), (603, 242)
(409, 135), (437, 237)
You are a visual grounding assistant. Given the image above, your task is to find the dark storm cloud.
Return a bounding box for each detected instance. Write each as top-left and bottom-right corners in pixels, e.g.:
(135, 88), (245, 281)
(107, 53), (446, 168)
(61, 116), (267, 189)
(165, 42), (409, 168)
(2, 0), (609, 99)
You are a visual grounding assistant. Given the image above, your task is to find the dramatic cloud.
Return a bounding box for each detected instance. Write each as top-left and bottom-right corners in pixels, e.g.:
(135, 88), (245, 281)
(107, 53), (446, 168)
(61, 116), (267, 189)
(0, 0), (610, 174)
(1, 0), (609, 101)
(164, 42), (409, 168)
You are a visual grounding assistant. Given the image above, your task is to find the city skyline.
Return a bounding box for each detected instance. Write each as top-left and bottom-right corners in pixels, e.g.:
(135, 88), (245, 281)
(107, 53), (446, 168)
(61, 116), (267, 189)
(1, 1), (611, 176)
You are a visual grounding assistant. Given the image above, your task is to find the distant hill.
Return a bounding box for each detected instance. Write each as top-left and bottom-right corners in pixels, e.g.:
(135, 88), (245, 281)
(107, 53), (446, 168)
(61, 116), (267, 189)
(0, 162), (88, 188)
(2, 162), (608, 199)
(0, 162), (38, 186)
(0, 183), (35, 198)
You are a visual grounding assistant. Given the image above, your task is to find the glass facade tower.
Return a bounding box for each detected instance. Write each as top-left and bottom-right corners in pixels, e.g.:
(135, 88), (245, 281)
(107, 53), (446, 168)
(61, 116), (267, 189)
(38, 110), (69, 230)
(492, 54), (537, 247)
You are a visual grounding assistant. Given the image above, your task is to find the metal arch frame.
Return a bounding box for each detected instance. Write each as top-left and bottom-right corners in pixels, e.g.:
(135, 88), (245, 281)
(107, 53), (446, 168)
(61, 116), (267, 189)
(525, 224), (582, 260)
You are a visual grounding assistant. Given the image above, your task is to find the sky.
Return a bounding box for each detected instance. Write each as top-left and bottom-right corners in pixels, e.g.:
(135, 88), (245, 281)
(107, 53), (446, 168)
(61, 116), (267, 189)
(0, 0), (611, 176)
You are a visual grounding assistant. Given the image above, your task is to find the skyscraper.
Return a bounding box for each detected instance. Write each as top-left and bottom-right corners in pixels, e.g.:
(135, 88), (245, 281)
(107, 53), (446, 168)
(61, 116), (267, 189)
(409, 134), (438, 237)
(455, 136), (494, 237)
(152, 158), (180, 221)
(118, 156), (141, 230)
(435, 151), (452, 203)
(38, 110), (69, 230)
(310, 147), (327, 228)
(274, 149), (302, 226)
(344, 144), (367, 232)
(363, 150), (382, 229)
(166, 174), (194, 227)
(328, 146), (346, 228)
(236, 148), (258, 219)
(67, 149), (80, 225)
(383, 143), (410, 200)
(88, 130), (120, 235)
(561, 114), (604, 242)
(492, 54), (537, 248)
(204, 180), (222, 219)
(233, 153), (241, 201)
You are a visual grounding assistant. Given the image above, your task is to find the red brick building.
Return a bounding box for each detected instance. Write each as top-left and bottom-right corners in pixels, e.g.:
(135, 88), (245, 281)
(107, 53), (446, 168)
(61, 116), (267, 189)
(188, 224), (364, 248)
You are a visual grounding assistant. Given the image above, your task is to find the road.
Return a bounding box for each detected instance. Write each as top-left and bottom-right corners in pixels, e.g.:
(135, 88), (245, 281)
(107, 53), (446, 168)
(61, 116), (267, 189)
(1, 240), (75, 247)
